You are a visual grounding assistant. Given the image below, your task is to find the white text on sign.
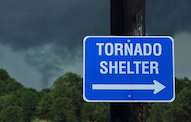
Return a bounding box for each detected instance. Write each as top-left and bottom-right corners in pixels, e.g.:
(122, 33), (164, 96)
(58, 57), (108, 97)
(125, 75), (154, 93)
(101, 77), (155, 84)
(96, 41), (161, 75)
(96, 42), (162, 56)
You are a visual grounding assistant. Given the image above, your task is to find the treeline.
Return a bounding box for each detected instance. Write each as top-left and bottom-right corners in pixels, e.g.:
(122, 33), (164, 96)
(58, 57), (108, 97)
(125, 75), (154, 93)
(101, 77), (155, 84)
(0, 69), (109, 122)
(147, 77), (191, 122)
(0, 68), (191, 122)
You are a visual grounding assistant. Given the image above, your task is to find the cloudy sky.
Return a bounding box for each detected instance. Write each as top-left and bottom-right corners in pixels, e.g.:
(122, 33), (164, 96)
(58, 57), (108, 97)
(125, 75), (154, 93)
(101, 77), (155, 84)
(0, 0), (191, 90)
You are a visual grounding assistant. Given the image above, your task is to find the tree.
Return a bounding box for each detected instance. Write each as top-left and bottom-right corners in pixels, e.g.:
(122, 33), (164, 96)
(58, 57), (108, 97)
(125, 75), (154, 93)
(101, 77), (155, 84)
(20, 89), (38, 122)
(51, 72), (83, 121)
(0, 94), (18, 110)
(176, 77), (191, 93)
(6, 78), (24, 94)
(81, 102), (110, 122)
(36, 93), (53, 120)
(0, 94), (18, 121)
(51, 72), (82, 90)
(65, 85), (83, 121)
(148, 88), (191, 122)
(147, 103), (168, 122)
(1, 106), (24, 122)
(0, 69), (10, 82)
(147, 77), (191, 122)
(39, 88), (51, 99)
(51, 97), (77, 122)
(0, 69), (24, 95)
(166, 88), (191, 122)
(0, 80), (6, 95)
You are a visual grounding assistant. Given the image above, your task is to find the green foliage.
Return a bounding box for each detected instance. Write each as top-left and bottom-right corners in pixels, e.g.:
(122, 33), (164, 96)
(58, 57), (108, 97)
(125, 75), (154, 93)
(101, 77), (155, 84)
(20, 89), (39, 122)
(41, 88), (51, 94)
(36, 93), (53, 120)
(51, 72), (109, 121)
(81, 102), (110, 122)
(51, 83), (68, 99)
(0, 94), (18, 110)
(0, 80), (6, 95)
(50, 72), (83, 121)
(52, 72), (82, 90)
(0, 68), (10, 82)
(147, 77), (191, 122)
(39, 88), (51, 99)
(0, 92), (21, 121)
(168, 88), (191, 122)
(176, 77), (191, 93)
(51, 97), (77, 122)
(1, 105), (24, 122)
(65, 85), (83, 121)
(6, 78), (24, 94)
(26, 88), (42, 104)
(0, 69), (24, 96)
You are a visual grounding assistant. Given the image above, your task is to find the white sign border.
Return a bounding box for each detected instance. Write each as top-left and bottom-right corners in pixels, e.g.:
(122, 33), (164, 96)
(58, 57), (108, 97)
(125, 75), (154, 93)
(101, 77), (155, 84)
(83, 36), (175, 102)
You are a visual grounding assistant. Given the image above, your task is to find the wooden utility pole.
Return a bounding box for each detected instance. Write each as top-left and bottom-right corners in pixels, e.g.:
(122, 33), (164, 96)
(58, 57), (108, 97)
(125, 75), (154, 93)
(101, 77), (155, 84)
(110, 0), (146, 122)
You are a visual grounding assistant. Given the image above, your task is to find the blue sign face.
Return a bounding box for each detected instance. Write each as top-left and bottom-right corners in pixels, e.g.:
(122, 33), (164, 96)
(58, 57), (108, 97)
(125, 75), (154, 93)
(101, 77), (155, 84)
(83, 36), (175, 102)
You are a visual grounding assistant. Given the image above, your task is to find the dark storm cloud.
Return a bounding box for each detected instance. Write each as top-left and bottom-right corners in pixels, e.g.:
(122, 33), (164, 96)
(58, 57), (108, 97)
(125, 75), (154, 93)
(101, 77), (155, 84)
(0, 0), (109, 88)
(0, 0), (109, 51)
(146, 0), (191, 35)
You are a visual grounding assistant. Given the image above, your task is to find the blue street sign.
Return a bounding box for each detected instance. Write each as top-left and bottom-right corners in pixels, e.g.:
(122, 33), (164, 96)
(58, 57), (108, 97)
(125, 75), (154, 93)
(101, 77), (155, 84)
(83, 36), (175, 102)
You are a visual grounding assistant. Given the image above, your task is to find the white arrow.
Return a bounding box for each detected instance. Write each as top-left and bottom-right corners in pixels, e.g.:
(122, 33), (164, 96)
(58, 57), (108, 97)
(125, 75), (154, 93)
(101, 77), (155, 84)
(92, 80), (166, 94)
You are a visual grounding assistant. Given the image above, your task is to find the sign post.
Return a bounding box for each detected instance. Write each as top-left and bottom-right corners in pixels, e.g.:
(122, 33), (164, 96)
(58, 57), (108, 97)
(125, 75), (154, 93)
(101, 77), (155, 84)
(83, 36), (175, 102)
(110, 1), (146, 121)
